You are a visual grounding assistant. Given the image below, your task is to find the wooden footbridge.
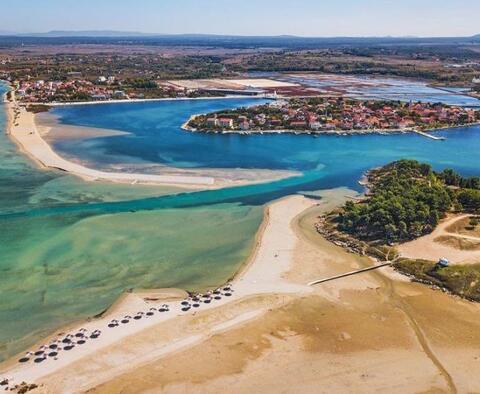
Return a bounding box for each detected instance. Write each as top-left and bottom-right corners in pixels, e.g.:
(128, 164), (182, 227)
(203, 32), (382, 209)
(308, 262), (392, 286)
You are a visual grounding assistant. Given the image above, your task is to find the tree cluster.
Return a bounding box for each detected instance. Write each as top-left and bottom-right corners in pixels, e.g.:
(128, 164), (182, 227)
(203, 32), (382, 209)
(338, 160), (456, 242)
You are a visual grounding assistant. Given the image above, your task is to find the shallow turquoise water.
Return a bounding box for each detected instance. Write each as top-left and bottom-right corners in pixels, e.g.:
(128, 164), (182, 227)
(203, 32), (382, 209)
(1, 82), (480, 361)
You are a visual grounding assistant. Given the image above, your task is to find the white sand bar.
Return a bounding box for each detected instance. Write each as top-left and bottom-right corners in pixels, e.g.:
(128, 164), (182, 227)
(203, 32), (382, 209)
(5, 100), (215, 187)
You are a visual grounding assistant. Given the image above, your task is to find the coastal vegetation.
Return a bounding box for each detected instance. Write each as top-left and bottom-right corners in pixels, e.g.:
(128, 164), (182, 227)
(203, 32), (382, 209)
(395, 259), (480, 302)
(317, 160), (480, 302)
(25, 104), (50, 113)
(336, 160), (480, 243)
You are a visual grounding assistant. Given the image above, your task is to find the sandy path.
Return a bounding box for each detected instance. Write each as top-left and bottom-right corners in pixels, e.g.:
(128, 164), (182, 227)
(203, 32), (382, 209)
(398, 214), (480, 264)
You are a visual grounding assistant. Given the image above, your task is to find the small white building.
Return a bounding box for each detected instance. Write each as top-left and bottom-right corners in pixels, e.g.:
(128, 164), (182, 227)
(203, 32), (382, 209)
(113, 90), (127, 99)
(309, 121), (322, 130)
(473, 77), (480, 85)
(435, 257), (450, 269)
(97, 76), (107, 83)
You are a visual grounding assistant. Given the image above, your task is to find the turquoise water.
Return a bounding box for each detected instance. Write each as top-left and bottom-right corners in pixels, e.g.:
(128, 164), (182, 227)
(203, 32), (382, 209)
(1, 82), (480, 361)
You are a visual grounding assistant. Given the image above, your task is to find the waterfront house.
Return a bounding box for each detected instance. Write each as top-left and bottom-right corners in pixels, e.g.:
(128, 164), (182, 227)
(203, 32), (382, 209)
(289, 121), (307, 128)
(218, 118), (233, 128)
(239, 121), (250, 130)
(206, 118), (218, 127)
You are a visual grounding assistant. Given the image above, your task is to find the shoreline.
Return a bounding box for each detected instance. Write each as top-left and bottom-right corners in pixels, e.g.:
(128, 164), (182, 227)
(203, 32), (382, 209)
(4, 188), (480, 393)
(3, 91), (294, 189)
(183, 117), (480, 136)
(3, 95), (215, 188)
(0, 194), (317, 389)
(25, 94), (272, 107)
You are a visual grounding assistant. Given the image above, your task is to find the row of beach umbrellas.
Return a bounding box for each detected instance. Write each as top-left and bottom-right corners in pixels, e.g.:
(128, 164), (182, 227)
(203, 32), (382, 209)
(17, 328), (102, 364)
(13, 284), (235, 368)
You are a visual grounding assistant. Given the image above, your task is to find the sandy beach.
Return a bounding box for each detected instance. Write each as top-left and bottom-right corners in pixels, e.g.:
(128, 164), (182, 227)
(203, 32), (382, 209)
(0, 195), (316, 391)
(2, 189), (480, 393)
(4, 95), (296, 189)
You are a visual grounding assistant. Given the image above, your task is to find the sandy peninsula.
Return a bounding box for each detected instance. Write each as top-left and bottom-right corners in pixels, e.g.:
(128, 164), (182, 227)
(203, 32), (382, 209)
(4, 95), (296, 189)
(2, 189), (480, 393)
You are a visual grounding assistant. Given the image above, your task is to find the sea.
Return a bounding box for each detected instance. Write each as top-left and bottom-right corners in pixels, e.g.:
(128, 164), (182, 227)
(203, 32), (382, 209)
(1, 80), (480, 361)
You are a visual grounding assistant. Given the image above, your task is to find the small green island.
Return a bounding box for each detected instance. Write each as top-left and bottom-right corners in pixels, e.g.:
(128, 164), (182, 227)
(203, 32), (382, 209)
(186, 97), (480, 134)
(317, 160), (480, 301)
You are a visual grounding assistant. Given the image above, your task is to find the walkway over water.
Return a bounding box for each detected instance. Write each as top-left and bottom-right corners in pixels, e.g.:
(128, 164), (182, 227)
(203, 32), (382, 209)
(412, 129), (447, 140)
(308, 262), (392, 286)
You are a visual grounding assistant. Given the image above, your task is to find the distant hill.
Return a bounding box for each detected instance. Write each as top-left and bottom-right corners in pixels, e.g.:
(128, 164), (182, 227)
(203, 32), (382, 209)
(18, 30), (157, 37)
(6, 31), (480, 41)
(0, 31), (479, 49)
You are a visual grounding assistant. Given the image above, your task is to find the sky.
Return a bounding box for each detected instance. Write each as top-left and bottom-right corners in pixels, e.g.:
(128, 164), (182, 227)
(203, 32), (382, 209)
(1, 0), (480, 37)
